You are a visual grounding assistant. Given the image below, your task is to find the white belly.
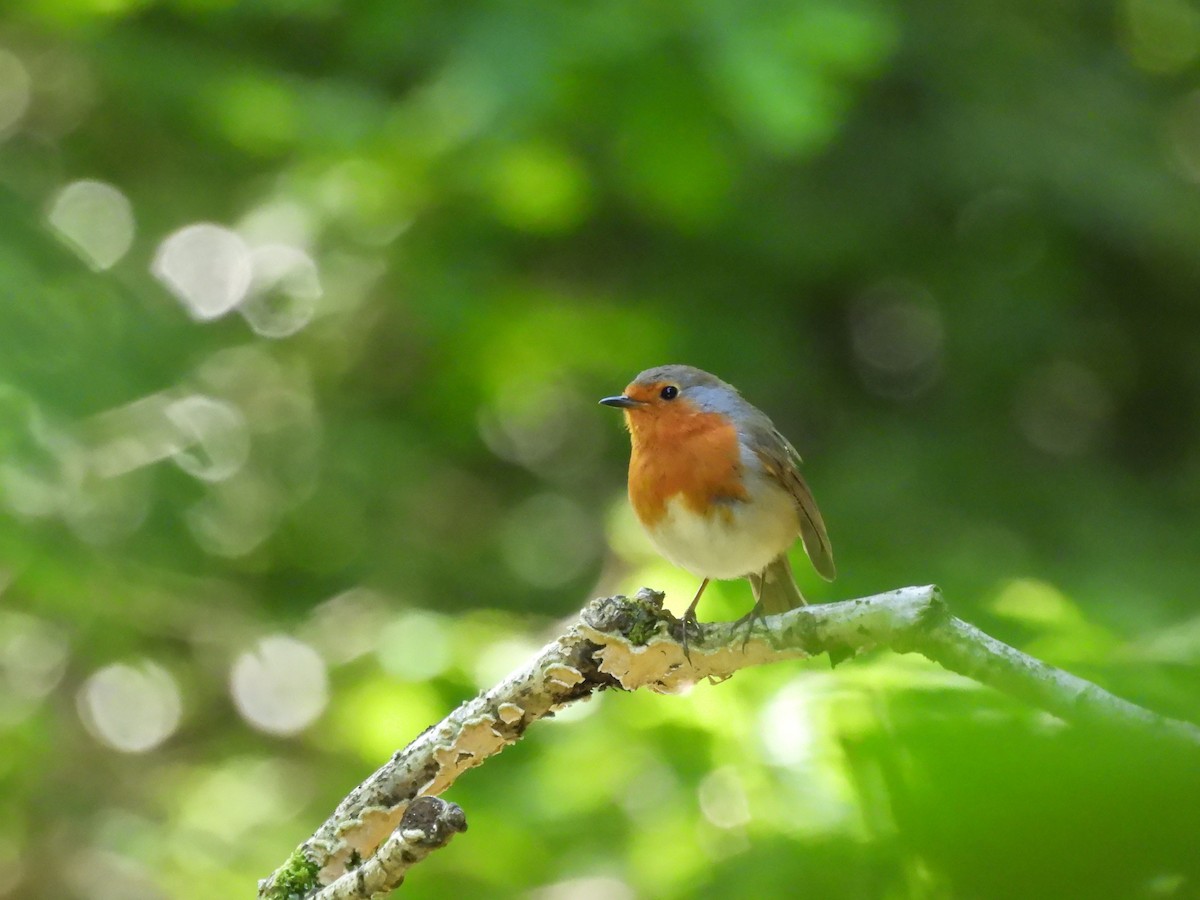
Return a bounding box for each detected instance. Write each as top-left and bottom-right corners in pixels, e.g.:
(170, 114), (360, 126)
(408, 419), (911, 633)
(646, 488), (799, 580)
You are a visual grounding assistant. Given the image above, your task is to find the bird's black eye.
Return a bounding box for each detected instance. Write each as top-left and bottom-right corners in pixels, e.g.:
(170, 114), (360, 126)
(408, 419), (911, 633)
(660, 385), (679, 401)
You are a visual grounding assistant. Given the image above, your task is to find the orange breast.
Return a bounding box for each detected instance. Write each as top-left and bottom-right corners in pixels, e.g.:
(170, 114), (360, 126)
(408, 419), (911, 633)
(627, 405), (748, 527)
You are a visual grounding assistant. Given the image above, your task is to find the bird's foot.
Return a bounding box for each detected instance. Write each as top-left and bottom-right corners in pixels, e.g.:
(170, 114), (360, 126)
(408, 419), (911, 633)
(731, 601), (767, 652)
(678, 606), (703, 662)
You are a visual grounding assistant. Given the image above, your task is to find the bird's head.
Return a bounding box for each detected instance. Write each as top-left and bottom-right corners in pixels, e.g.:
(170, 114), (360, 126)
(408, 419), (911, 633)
(600, 365), (740, 435)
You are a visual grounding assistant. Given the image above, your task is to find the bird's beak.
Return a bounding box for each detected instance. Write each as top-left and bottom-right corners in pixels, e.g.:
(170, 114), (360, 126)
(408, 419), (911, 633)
(599, 395), (645, 409)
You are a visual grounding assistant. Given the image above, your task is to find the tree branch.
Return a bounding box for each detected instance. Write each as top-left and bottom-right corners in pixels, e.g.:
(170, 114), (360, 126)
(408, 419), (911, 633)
(311, 797), (466, 900)
(258, 585), (1200, 899)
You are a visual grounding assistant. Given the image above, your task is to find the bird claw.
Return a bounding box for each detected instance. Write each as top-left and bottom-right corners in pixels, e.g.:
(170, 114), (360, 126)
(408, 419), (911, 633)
(678, 608), (703, 661)
(731, 601), (767, 652)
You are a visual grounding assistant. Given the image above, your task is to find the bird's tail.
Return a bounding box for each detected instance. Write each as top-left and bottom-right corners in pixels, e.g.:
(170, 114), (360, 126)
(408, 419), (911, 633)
(748, 553), (807, 616)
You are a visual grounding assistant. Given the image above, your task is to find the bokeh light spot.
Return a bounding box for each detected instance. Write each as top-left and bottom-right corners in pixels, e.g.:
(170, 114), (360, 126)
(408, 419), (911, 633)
(78, 661), (182, 753)
(0, 50), (31, 136)
(45, 179), (135, 270)
(164, 394), (250, 482)
(1014, 361), (1113, 457)
(499, 493), (600, 588)
(477, 378), (582, 470)
(231, 635), (328, 735)
(236, 198), (317, 249)
(314, 157), (411, 243)
(849, 280), (944, 400)
(377, 610), (451, 681)
(1121, 0), (1200, 73)
(63, 465), (151, 545)
(186, 474), (282, 558)
(759, 678), (819, 768)
(239, 244), (321, 338)
(151, 223), (252, 320)
(305, 588), (391, 664)
(0, 610), (69, 725)
(698, 766), (752, 829)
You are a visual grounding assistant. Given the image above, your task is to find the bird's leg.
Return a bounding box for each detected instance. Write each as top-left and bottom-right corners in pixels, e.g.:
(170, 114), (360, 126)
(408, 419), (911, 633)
(679, 578), (709, 660)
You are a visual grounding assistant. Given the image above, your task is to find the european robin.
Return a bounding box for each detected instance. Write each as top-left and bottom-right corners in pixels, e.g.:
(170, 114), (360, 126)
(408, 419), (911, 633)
(601, 365), (835, 635)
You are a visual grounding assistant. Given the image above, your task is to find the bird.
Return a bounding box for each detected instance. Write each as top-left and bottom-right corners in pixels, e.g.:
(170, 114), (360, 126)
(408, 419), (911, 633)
(600, 364), (835, 641)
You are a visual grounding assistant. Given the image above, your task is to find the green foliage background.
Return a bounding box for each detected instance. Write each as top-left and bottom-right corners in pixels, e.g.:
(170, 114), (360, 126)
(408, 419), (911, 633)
(1, 1), (1199, 897)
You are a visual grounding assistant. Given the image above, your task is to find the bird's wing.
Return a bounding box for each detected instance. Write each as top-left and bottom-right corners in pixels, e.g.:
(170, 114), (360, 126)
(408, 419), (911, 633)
(753, 428), (836, 581)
